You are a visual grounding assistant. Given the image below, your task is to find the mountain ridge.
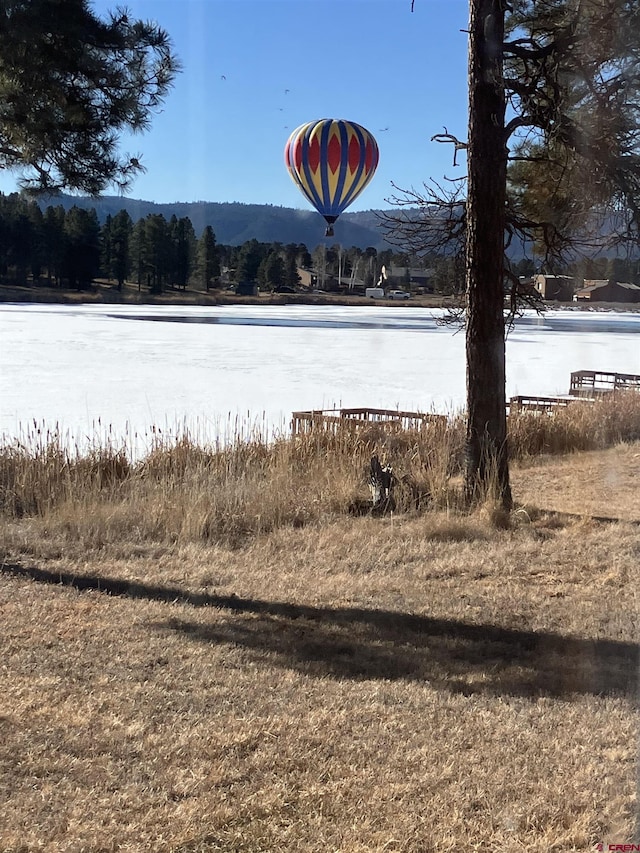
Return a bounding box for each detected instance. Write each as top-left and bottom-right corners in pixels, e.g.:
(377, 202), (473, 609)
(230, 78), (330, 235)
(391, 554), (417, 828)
(28, 194), (634, 262)
(35, 194), (400, 250)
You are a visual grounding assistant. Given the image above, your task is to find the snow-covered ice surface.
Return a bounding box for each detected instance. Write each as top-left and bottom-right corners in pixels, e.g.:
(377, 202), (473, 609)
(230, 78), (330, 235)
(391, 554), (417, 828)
(1, 303), (638, 452)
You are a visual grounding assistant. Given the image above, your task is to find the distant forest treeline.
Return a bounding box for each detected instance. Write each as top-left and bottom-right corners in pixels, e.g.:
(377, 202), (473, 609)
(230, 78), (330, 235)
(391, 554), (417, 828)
(2, 191), (639, 296)
(0, 191), (439, 293)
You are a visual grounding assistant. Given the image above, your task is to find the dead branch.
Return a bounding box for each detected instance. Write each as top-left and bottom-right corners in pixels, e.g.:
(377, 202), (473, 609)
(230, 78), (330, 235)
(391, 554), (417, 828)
(431, 127), (469, 167)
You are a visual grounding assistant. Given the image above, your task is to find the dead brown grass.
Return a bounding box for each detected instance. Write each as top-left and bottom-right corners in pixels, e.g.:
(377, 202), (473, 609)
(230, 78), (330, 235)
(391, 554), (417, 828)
(1, 393), (639, 553)
(1, 512), (638, 852)
(1, 409), (640, 851)
(509, 393), (640, 458)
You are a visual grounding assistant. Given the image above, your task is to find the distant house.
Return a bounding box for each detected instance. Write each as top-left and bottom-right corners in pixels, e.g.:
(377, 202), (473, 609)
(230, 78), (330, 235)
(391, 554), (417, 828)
(312, 274), (341, 292)
(386, 267), (435, 293)
(297, 268), (316, 289)
(573, 279), (640, 303)
(533, 274), (576, 302)
(298, 267), (366, 292)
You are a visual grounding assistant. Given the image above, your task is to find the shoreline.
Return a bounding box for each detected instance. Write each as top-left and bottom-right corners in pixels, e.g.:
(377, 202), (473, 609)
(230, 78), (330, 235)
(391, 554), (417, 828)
(1, 282), (640, 312)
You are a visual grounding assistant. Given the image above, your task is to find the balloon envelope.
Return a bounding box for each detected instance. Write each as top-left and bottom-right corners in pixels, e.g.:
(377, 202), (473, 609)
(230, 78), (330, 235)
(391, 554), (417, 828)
(284, 119), (379, 234)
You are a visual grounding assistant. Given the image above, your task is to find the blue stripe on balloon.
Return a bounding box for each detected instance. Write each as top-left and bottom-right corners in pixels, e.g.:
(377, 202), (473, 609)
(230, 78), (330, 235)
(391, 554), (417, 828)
(318, 120), (334, 217)
(332, 121), (350, 217)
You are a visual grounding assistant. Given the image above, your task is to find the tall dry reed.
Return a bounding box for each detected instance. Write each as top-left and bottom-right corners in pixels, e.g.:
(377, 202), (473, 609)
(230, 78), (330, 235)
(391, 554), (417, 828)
(508, 392), (640, 458)
(1, 393), (638, 546)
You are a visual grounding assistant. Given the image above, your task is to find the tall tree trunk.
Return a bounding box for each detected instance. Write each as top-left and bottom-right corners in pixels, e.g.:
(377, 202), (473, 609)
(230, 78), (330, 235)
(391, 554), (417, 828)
(464, 0), (512, 510)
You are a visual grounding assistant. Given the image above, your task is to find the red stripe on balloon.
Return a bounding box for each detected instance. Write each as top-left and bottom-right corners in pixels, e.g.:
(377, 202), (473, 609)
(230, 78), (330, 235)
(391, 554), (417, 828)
(365, 139), (374, 172)
(307, 135), (320, 173)
(348, 134), (361, 173)
(327, 132), (342, 174)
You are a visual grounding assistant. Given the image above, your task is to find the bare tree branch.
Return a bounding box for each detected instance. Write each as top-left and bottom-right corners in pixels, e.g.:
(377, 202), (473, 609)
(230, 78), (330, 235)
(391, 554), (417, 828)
(431, 128), (469, 167)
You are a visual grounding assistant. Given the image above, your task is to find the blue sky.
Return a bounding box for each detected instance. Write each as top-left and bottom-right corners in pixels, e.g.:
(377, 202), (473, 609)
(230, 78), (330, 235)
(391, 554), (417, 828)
(2, 0), (471, 211)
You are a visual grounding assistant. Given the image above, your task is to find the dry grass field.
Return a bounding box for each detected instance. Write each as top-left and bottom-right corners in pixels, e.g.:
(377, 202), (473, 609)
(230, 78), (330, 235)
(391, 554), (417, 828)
(1, 402), (639, 852)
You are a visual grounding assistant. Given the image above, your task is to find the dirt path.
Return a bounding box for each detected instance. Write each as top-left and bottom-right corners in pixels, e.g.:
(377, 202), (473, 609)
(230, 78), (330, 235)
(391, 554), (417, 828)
(512, 442), (640, 522)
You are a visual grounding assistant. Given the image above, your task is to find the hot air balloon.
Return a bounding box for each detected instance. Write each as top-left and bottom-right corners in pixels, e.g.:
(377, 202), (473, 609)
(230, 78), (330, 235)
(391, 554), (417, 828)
(284, 119), (379, 237)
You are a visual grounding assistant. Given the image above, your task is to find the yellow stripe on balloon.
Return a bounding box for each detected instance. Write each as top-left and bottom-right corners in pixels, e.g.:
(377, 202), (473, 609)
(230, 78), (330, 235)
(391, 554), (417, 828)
(339, 124), (359, 202)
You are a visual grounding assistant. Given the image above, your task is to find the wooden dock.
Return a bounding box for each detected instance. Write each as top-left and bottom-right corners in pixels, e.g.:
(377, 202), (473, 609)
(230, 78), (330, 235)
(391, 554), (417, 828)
(293, 371), (639, 432)
(291, 407), (446, 435)
(569, 370), (640, 397)
(509, 371), (640, 414)
(507, 395), (586, 414)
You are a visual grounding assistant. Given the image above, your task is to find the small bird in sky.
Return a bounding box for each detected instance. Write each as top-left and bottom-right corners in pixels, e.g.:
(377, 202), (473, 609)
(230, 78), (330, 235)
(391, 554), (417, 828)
(220, 75), (226, 81)
(284, 88), (290, 94)
(379, 127), (390, 132)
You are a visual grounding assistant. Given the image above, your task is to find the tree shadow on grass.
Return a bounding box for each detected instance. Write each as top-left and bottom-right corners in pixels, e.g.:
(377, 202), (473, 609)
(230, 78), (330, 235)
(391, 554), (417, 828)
(163, 611), (638, 700)
(2, 559), (638, 700)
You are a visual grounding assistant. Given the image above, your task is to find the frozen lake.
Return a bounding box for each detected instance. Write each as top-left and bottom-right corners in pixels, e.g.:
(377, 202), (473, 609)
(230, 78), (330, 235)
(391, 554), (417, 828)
(1, 303), (638, 450)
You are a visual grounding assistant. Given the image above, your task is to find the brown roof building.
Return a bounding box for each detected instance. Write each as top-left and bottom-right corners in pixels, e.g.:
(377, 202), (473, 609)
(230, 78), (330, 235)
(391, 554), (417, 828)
(574, 279), (640, 303)
(533, 274), (577, 302)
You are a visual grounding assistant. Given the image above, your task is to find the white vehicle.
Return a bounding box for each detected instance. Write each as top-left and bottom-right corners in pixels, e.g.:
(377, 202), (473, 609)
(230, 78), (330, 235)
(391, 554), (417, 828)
(387, 290), (410, 300)
(365, 287), (385, 299)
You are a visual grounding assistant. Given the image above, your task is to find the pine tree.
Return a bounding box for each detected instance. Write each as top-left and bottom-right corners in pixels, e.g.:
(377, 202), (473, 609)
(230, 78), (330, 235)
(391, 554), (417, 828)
(0, 194), (47, 284)
(258, 252), (286, 291)
(0, 0), (179, 194)
(62, 206), (100, 290)
(169, 216), (196, 290)
(130, 219), (146, 292)
(396, 0), (640, 507)
(110, 210), (133, 291)
(101, 215), (114, 282)
(143, 214), (170, 294)
(284, 254), (301, 289)
(505, 0), (640, 260)
(43, 205), (66, 286)
(464, 0), (511, 507)
(198, 226), (220, 291)
(235, 240), (268, 284)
